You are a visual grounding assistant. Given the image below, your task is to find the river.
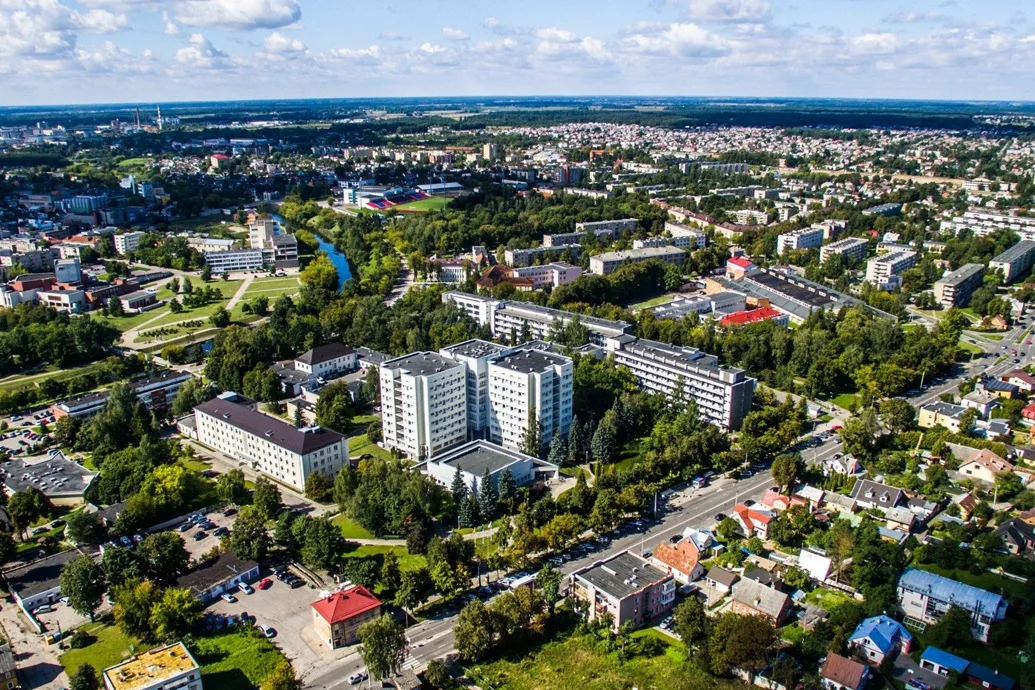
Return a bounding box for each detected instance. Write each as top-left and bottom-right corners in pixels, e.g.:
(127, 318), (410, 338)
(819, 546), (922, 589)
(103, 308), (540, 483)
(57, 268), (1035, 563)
(271, 212), (352, 290)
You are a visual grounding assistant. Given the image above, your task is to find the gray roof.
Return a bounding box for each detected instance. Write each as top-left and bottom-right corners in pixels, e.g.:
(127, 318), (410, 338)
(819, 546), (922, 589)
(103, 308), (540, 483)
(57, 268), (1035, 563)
(194, 396), (344, 454)
(430, 440), (551, 477)
(593, 246), (686, 262)
(732, 579), (790, 618)
(897, 568), (1005, 615)
(936, 263), (985, 287)
(922, 400), (967, 419)
(4, 548), (90, 600)
(574, 551), (669, 599)
(490, 348), (571, 374)
(706, 566), (739, 587)
(440, 339), (508, 360)
(381, 351), (462, 377)
(296, 342), (354, 366)
(2, 452), (96, 497)
(850, 479), (904, 508)
(990, 240), (1035, 266)
(176, 551), (259, 597)
(355, 347), (389, 366)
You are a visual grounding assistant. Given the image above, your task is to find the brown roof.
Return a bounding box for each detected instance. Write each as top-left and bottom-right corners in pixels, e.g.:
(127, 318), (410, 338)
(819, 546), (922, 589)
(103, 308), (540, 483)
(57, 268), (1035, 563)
(820, 653), (867, 689)
(962, 448), (1014, 475)
(194, 397), (344, 454)
(652, 538), (700, 578)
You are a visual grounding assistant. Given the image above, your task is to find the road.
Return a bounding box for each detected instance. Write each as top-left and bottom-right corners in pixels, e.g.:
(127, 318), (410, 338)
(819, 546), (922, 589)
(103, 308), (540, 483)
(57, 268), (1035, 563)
(305, 433), (845, 690)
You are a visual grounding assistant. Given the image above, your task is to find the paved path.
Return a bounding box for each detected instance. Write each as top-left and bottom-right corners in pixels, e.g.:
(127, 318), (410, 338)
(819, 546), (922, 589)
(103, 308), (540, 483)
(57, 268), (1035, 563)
(224, 274), (255, 311)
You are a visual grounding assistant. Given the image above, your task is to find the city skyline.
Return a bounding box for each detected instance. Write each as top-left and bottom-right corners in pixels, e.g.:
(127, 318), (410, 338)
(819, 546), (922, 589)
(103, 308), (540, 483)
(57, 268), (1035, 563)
(2, 0), (1035, 106)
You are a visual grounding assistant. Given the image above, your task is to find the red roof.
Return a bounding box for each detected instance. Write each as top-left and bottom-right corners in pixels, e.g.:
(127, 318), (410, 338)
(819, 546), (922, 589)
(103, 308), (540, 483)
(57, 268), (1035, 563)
(727, 257), (754, 269)
(719, 307), (783, 327)
(821, 653), (867, 689)
(1023, 404), (1035, 420)
(311, 585), (381, 624)
(652, 537), (701, 578)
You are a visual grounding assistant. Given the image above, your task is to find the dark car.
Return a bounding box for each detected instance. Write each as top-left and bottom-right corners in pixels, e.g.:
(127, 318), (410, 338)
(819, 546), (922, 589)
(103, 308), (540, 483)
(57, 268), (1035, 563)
(289, 578), (305, 588)
(670, 534), (681, 543)
(193, 531), (208, 541)
(714, 513), (727, 522)
(223, 508), (237, 517)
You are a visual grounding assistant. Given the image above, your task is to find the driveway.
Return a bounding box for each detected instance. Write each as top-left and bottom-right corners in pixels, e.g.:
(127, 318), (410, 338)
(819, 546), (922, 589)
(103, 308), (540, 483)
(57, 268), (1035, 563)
(892, 651), (949, 690)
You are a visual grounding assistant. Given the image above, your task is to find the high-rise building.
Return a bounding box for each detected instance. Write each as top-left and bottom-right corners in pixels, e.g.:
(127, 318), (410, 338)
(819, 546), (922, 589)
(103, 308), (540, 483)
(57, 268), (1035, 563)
(379, 352), (467, 459)
(482, 143), (497, 161)
(440, 339), (513, 441)
(114, 231), (146, 255)
(487, 348), (573, 451)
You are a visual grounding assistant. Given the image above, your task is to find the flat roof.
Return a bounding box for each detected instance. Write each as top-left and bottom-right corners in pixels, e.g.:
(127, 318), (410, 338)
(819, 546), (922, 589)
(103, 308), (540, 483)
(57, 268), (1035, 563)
(592, 246), (687, 262)
(440, 339), (509, 360)
(2, 452), (96, 496)
(3, 548), (88, 601)
(103, 642), (199, 690)
(175, 551), (258, 597)
(574, 551), (669, 599)
(194, 397), (344, 454)
(430, 440), (551, 477)
(490, 348), (571, 374)
(381, 351), (462, 377)
(991, 240), (1035, 266)
(745, 270), (835, 308)
(936, 262), (985, 287)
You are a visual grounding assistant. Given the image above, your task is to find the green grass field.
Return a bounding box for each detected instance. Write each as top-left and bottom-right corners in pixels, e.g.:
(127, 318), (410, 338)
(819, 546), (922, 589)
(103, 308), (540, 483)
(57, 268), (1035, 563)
(332, 514), (376, 540)
(230, 276), (302, 320)
(0, 360), (110, 394)
(93, 309), (169, 333)
(613, 437), (650, 472)
(805, 587), (856, 612)
(627, 294), (677, 310)
(347, 432), (395, 462)
(341, 543), (426, 571)
(60, 622), (139, 675)
(957, 340), (984, 355)
(830, 392), (861, 410)
(390, 196), (449, 212)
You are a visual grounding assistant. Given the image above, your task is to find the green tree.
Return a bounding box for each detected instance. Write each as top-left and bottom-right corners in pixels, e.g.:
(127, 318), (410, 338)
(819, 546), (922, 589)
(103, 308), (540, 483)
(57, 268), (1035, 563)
(113, 579), (159, 640)
(65, 510), (104, 545)
(0, 532), (15, 567)
(497, 469), (517, 514)
(209, 306), (230, 328)
(200, 264), (212, 282)
(454, 600), (495, 662)
(314, 381), (355, 433)
(536, 564), (563, 615)
(521, 410), (543, 457)
(149, 588), (199, 641)
(926, 606), (974, 648)
(707, 612), (776, 676)
(422, 659), (455, 690)
(171, 377), (214, 417)
(60, 555), (106, 621)
(771, 452), (803, 493)
(69, 664), (99, 690)
(357, 613), (407, 682)
(9, 487), (53, 538)
(590, 413), (618, 463)
(260, 663), (300, 690)
(137, 532), (191, 585)
(396, 567), (434, 612)
(380, 551), (401, 592)
(305, 472), (333, 502)
(216, 469), (248, 505)
(226, 506), (271, 561)
(477, 467), (498, 522)
(253, 477), (282, 519)
(879, 397), (917, 433)
(673, 596), (708, 650)
(717, 517), (741, 543)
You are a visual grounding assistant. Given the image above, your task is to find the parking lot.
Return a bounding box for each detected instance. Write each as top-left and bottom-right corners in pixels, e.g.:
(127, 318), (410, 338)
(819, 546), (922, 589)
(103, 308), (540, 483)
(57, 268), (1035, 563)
(0, 428), (47, 455)
(171, 507), (239, 559)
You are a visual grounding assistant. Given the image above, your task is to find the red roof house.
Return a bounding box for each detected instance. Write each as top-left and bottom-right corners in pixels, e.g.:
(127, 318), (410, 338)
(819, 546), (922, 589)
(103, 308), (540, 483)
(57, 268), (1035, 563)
(311, 585), (382, 648)
(651, 536), (704, 584)
(733, 504), (775, 539)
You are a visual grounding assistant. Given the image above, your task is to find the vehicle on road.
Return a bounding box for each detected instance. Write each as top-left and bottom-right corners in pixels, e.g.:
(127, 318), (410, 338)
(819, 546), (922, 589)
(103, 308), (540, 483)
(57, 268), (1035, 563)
(347, 672), (367, 685)
(714, 513), (727, 522)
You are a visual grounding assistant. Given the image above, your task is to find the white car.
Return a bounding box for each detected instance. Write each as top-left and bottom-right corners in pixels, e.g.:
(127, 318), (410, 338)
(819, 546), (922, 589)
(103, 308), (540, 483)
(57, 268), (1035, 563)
(347, 672), (367, 685)
(238, 583), (254, 595)
(220, 593), (237, 603)
(259, 625), (275, 638)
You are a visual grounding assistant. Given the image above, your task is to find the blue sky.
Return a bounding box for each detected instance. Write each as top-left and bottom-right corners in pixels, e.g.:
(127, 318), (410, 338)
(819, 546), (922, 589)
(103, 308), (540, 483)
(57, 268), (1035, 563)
(1, 0), (1034, 105)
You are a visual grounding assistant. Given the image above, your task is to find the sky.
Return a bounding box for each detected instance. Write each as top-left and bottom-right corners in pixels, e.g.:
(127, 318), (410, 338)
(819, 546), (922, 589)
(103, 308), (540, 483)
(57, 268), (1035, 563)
(2, 0), (1035, 106)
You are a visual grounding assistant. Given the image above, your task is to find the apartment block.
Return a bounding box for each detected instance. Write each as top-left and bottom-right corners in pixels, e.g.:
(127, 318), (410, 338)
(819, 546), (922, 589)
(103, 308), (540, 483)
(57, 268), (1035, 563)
(663, 221), (707, 249)
(989, 240), (1035, 284)
(865, 250), (916, 289)
(820, 237), (869, 264)
(933, 263), (985, 308)
(605, 335), (755, 430)
(114, 231), (145, 255)
(777, 227), (824, 254)
(440, 339), (513, 440)
(570, 551), (676, 632)
(505, 244), (581, 267)
(897, 568), (1007, 642)
(589, 246), (686, 276)
(510, 262), (582, 288)
(942, 208), (1035, 239)
(193, 392), (347, 491)
(379, 352), (467, 459)
(487, 348), (573, 451)
(204, 249), (264, 274)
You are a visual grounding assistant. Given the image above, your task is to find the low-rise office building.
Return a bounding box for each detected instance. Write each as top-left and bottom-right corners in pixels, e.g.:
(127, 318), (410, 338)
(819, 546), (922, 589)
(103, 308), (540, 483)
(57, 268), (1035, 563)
(311, 586), (382, 649)
(989, 240), (1035, 284)
(570, 551), (675, 632)
(504, 244), (580, 268)
(119, 290), (157, 313)
(294, 343), (357, 378)
(193, 392), (347, 491)
(589, 246), (686, 276)
(933, 263), (985, 309)
(175, 551), (259, 604)
(510, 262), (582, 288)
(102, 642), (201, 690)
(3, 548), (88, 613)
(379, 352), (467, 460)
(203, 249), (264, 274)
(53, 371), (193, 419)
(424, 440), (558, 492)
(663, 221), (707, 248)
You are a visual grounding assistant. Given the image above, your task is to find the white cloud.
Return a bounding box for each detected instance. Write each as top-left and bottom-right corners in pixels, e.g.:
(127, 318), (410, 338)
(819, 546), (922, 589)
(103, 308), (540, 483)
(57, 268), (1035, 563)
(580, 37), (612, 61)
(174, 0), (300, 30)
(162, 11), (178, 34)
(76, 40), (155, 73)
(851, 32), (898, 55)
(686, 0), (772, 24)
(0, 0), (128, 59)
(324, 45), (382, 66)
(377, 31), (408, 41)
(175, 32), (232, 68)
(442, 27), (468, 41)
(263, 30), (306, 55)
(621, 22), (730, 58)
(882, 10), (944, 24)
(537, 27), (578, 43)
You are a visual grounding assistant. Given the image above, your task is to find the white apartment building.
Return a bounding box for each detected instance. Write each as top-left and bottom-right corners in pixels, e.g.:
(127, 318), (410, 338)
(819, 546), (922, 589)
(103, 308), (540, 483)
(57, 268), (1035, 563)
(589, 246), (686, 276)
(941, 208), (1035, 240)
(505, 244), (580, 267)
(114, 231), (145, 255)
(250, 219), (276, 249)
(574, 218), (639, 235)
(777, 227), (824, 254)
(865, 250), (916, 289)
(732, 209), (769, 226)
(605, 335), (756, 430)
(510, 262), (582, 288)
(380, 352), (467, 460)
(440, 339), (513, 440)
(204, 249), (264, 274)
(294, 342), (357, 378)
(933, 263), (985, 308)
(989, 240), (1035, 284)
(820, 237), (869, 264)
(487, 348), (573, 452)
(663, 222), (707, 249)
(193, 393), (347, 492)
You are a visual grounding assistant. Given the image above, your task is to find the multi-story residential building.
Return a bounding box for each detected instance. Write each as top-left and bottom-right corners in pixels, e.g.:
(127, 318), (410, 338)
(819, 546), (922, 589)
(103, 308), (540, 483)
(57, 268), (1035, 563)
(633, 236), (671, 249)
(53, 371), (195, 419)
(820, 237), (869, 264)
(732, 209), (769, 226)
(570, 551), (675, 632)
(663, 221), (707, 249)
(942, 207), (1035, 239)
(114, 231), (146, 255)
(897, 568), (1008, 642)
(193, 392), (347, 491)
(504, 244), (581, 267)
(379, 352), (467, 460)
(918, 401), (968, 433)
(444, 291), (632, 345)
(933, 263), (985, 308)
(102, 642), (201, 690)
(487, 348), (573, 451)
(989, 240), (1035, 284)
(204, 249), (264, 274)
(310, 586), (382, 649)
(589, 246), (686, 276)
(440, 339), (512, 440)
(604, 335), (755, 430)
(65, 194), (108, 214)
(424, 439), (558, 492)
(539, 218), (640, 247)
(294, 343), (357, 378)
(865, 250), (916, 289)
(510, 262), (582, 288)
(777, 227), (825, 254)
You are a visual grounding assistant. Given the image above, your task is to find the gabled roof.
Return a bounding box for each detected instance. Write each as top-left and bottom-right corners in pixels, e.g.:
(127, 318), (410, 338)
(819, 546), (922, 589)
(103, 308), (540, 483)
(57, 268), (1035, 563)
(719, 307), (784, 327)
(960, 448), (1014, 475)
(706, 566), (739, 588)
(920, 647), (969, 674)
(820, 653), (867, 689)
(311, 585), (381, 624)
(732, 579), (789, 619)
(849, 615), (913, 655)
(967, 662), (1016, 690)
(296, 342), (354, 366)
(849, 479), (903, 508)
(994, 518), (1035, 550)
(1002, 369), (1035, 386)
(733, 504), (775, 530)
(652, 537), (701, 578)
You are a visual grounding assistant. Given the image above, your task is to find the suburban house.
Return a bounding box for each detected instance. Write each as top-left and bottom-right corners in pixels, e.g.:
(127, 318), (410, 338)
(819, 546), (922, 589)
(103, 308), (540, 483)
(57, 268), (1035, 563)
(820, 652), (870, 690)
(897, 568), (1008, 643)
(848, 615), (914, 663)
(730, 579), (792, 625)
(570, 551), (675, 632)
(979, 376), (1020, 399)
(704, 566), (739, 594)
(849, 479), (904, 511)
(798, 549), (833, 582)
(958, 449), (1015, 485)
(995, 518), (1035, 555)
(961, 389), (999, 418)
(760, 487), (808, 512)
(650, 529), (709, 584)
(1002, 369), (1035, 393)
(311, 585), (382, 649)
(918, 401), (968, 433)
(732, 504), (776, 539)
(824, 454), (862, 476)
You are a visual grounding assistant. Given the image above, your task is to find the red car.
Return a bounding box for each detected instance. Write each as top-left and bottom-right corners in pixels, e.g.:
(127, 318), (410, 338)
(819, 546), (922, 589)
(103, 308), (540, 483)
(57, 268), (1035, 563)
(831, 425), (843, 431)
(258, 578), (272, 590)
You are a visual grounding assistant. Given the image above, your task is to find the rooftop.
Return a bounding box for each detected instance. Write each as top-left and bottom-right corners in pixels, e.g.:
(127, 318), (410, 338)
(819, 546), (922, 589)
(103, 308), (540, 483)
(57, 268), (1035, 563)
(592, 246), (687, 262)
(296, 342), (355, 366)
(897, 568), (1006, 615)
(990, 240), (1035, 266)
(490, 348), (572, 374)
(194, 396), (344, 454)
(574, 551), (670, 599)
(731, 579), (789, 618)
(849, 615), (913, 654)
(429, 440), (550, 477)
(103, 642), (199, 690)
(919, 646), (969, 674)
(936, 263), (985, 287)
(175, 551), (258, 597)
(820, 653), (868, 689)
(440, 339), (509, 361)
(311, 585), (382, 624)
(3, 548), (89, 601)
(2, 452), (96, 496)
(381, 351), (462, 377)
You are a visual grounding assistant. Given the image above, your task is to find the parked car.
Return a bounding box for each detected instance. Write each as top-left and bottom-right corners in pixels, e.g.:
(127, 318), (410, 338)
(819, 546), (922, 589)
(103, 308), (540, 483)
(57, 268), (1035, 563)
(34, 605), (53, 614)
(259, 625), (275, 638)
(178, 523), (192, 533)
(714, 513), (727, 522)
(214, 527), (229, 537)
(220, 593), (237, 603)
(238, 583), (254, 595)
(258, 578), (272, 590)
(223, 508), (237, 517)
(193, 531), (208, 541)
(288, 578), (305, 589)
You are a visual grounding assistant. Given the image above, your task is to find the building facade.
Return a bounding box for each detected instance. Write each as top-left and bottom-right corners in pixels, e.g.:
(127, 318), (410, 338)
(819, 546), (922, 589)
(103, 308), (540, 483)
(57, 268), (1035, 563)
(424, 440), (558, 492)
(589, 246), (686, 276)
(294, 343), (357, 378)
(311, 586), (382, 649)
(570, 551), (675, 632)
(933, 263), (985, 309)
(777, 227), (824, 254)
(897, 568), (1007, 642)
(379, 352), (467, 459)
(204, 249), (264, 274)
(820, 237), (869, 264)
(989, 240), (1035, 284)
(440, 339), (512, 440)
(487, 348), (573, 451)
(865, 250), (916, 289)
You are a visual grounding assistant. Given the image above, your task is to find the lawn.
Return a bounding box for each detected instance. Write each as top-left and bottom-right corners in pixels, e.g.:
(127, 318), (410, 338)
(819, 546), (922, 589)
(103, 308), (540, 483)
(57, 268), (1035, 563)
(144, 302), (232, 329)
(341, 543), (426, 571)
(60, 621), (139, 675)
(348, 432), (395, 462)
(957, 340), (984, 355)
(627, 294), (677, 310)
(830, 392), (861, 410)
(390, 196), (449, 212)
(332, 514), (375, 540)
(0, 360), (110, 394)
(93, 309), (170, 333)
(471, 631), (738, 690)
(915, 563), (1027, 598)
(613, 437), (650, 472)
(805, 587), (857, 612)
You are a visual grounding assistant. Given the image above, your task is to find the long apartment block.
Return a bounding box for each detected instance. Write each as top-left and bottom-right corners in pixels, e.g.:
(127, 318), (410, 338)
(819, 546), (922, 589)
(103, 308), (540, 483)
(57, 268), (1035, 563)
(933, 263), (985, 308)
(604, 335), (755, 430)
(820, 237), (869, 264)
(543, 218), (639, 247)
(941, 208), (1035, 239)
(379, 352), (468, 460)
(989, 240), (1035, 284)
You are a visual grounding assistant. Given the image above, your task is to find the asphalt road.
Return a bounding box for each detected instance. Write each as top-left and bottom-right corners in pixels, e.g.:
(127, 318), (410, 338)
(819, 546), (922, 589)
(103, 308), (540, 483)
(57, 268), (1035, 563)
(305, 434), (845, 690)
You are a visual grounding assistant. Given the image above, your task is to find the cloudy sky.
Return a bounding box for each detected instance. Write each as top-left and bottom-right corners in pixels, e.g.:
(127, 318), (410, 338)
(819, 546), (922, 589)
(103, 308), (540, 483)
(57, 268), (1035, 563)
(1, 0), (1034, 106)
